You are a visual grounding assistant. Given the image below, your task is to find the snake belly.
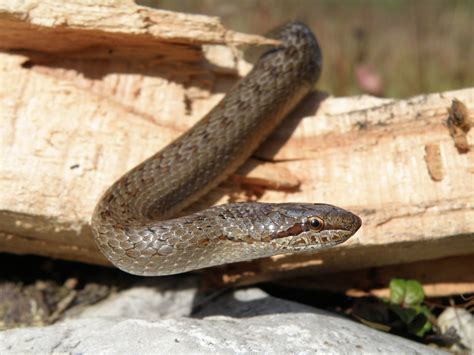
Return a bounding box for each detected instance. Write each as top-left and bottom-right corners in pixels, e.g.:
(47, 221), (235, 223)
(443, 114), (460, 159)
(91, 22), (362, 276)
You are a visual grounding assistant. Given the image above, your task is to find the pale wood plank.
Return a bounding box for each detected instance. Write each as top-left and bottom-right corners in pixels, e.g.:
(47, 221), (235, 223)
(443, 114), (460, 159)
(0, 0), (472, 277)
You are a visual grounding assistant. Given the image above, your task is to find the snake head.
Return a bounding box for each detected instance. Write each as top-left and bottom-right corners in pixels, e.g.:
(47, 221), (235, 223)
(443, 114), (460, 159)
(263, 203), (361, 252)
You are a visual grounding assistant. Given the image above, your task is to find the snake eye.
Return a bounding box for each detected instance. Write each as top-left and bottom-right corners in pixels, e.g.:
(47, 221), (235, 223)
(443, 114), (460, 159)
(307, 216), (324, 231)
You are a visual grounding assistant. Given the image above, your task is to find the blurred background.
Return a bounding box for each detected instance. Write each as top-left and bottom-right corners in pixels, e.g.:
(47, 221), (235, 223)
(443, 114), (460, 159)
(138, 0), (473, 98)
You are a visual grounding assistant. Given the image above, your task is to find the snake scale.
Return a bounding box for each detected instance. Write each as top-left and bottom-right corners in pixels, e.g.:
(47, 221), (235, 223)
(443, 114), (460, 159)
(91, 22), (362, 276)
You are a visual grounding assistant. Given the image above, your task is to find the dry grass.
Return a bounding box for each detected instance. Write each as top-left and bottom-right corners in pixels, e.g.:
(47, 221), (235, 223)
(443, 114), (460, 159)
(141, 0), (473, 98)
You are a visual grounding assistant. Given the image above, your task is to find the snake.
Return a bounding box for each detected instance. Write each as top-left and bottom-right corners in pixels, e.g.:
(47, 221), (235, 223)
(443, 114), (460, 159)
(91, 22), (362, 276)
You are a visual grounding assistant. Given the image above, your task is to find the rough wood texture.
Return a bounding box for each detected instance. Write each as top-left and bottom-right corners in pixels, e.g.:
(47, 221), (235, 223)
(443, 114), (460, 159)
(273, 254), (474, 298)
(1, 1), (473, 280)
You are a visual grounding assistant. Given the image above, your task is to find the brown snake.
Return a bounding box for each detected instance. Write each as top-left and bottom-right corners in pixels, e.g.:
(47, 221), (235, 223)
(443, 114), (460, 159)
(91, 22), (362, 276)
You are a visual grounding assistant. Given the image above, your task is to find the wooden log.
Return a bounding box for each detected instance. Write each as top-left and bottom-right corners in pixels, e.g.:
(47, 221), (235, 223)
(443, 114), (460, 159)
(0, 1), (473, 281)
(283, 254), (474, 298)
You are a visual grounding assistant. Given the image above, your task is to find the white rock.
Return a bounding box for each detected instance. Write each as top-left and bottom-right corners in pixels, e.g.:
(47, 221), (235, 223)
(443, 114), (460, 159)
(438, 307), (473, 351)
(0, 286), (445, 354)
(76, 276), (198, 320)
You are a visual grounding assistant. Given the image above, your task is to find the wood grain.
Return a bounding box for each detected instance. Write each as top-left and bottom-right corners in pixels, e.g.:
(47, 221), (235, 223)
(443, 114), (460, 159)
(0, 0), (473, 278)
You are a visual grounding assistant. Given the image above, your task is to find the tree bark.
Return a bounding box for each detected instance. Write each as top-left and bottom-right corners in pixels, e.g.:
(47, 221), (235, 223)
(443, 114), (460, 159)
(1, 1), (473, 286)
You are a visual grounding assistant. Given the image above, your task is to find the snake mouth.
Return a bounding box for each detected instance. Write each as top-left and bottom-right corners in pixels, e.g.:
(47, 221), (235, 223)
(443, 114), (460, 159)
(314, 229), (356, 245)
(270, 228), (357, 253)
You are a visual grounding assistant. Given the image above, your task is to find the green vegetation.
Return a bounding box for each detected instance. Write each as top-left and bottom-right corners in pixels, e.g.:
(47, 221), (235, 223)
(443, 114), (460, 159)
(388, 278), (433, 337)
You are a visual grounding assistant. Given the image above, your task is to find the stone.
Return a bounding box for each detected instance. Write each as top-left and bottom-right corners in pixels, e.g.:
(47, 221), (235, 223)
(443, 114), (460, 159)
(438, 307), (473, 351)
(0, 285), (444, 354)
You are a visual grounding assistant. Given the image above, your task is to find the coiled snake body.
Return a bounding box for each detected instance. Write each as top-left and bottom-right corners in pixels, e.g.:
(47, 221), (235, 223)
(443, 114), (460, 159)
(91, 22), (362, 276)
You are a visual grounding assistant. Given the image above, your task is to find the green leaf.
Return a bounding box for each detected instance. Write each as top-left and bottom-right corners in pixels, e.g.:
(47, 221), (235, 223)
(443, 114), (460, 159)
(389, 278), (425, 306)
(404, 280), (424, 306)
(387, 279), (432, 337)
(389, 278), (406, 305)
